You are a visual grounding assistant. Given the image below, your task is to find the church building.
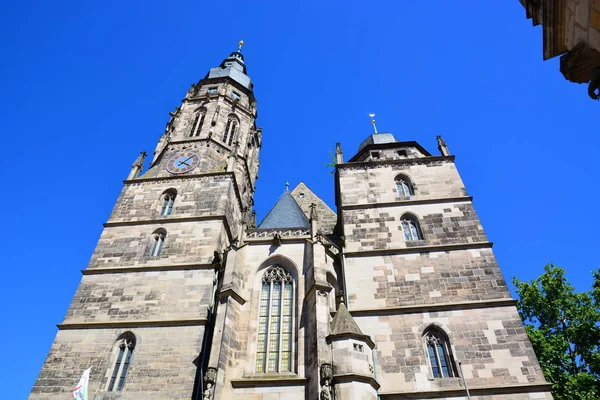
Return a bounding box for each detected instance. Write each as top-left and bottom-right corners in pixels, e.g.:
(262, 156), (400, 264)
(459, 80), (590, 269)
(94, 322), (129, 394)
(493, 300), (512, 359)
(30, 43), (553, 399)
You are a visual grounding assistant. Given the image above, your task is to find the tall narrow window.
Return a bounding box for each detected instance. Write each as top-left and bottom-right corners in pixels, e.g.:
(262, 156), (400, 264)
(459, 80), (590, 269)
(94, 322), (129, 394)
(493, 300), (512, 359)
(423, 327), (456, 378)
(160, 191), (176, 216)
(256, 266), (294, 373)
(400, 215), (422, 241)
(107, 333), (136, 392)
(189, 110), (206, 137)
(395, 175), (414, 197)
(223, 116), (238, 146)
(151, 230), (166, 256)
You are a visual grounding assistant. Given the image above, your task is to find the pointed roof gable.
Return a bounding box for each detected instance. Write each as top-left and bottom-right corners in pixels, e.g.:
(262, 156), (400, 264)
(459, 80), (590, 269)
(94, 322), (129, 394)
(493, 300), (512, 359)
(328, 302), (376, 349)
(330, 303), (364, 336)
(291, 182), (337, 234)
(258, 189), (310, 229)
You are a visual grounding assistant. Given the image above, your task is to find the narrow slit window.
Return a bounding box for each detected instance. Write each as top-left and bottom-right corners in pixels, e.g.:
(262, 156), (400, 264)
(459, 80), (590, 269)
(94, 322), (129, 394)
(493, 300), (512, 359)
(107, 335), (135, 392)
(401, 216), (422, 241)
(160, 192), (176, 216)
(151, 231), (165, 256)
(424, 328), (456, 378)
(395, 175), (414, 197)
(190, 111), (206, 137)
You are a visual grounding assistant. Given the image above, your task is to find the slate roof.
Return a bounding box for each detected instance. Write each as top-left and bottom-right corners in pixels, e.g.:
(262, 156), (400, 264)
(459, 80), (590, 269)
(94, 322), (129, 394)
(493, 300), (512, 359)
(258, 189), (310, 229)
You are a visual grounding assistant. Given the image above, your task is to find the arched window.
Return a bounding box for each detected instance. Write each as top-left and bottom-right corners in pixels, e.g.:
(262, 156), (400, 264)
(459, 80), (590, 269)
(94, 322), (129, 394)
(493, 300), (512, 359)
(400, 214), (422, 241)
(189, 109), (206, 137)
(423, 327), (456, 378)
(395, 175), (414, 197)
(256, 266), (294, 373)
(107, 332), (136, 392)
(150, 229), (166, 256)
(160, 190), (176, 216)
(223, 116), (238, 146)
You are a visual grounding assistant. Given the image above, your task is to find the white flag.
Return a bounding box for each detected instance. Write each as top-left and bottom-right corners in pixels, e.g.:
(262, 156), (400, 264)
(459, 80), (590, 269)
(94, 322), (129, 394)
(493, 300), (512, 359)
(72, 368), (91, 400)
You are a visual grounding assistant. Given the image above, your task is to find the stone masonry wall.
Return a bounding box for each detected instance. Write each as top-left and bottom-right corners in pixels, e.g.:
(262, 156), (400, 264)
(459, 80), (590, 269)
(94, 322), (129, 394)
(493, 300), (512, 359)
(355, 306), (547, 394)
(343, 201), (487, 253)
(30, 326), (204, 399)
(87, 220), (228, 269)
(339, 160), (467, 206)
(63, 269), (214, 324)
(345, 248), (510, 309)
(566, 0), (600, 54)
(109, 176), (236, 223)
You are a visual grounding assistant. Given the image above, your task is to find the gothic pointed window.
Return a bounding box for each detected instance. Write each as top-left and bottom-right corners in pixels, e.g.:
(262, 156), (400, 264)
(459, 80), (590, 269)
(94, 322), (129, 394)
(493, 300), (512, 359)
(223, 116), (238, 146)
(395, 174), (414, 197)
(107, 332), (136, 392)
(400, 214), (422, 241)
(189, 109), (206, 137)
(423, 327), (456, 378)
(256, 266), (294, 373)
(160, 190), (176, 216)
(150, 229), (166, 256)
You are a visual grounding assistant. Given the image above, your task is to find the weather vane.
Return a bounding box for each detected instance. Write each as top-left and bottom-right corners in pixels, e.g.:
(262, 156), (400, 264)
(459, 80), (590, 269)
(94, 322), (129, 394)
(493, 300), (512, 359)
(285, 181), (290, 190)
(369, 113), (378, 134)
(238, 38), (244, 53)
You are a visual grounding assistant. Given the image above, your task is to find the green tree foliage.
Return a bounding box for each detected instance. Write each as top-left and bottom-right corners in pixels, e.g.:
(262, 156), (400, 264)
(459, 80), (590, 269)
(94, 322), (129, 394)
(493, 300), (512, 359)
(513, 264), (600, 400)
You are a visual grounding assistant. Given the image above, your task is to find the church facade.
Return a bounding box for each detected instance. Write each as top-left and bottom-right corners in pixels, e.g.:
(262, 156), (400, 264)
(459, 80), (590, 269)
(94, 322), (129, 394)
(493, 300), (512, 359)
(30, 45), (553, 399)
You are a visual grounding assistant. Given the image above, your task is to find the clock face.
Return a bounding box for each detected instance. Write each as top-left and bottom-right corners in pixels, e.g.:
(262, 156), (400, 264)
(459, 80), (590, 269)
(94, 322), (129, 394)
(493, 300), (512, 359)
(166, 151), (201, 174)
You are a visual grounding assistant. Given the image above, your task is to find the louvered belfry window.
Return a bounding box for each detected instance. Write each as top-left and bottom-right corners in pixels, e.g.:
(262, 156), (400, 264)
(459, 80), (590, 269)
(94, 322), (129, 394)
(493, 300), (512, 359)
(256, 266), (294, 373)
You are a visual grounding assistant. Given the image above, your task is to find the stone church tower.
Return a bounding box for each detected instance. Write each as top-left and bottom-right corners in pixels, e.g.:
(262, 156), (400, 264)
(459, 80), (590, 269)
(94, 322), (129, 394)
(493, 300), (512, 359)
(30, 45), (553, 399)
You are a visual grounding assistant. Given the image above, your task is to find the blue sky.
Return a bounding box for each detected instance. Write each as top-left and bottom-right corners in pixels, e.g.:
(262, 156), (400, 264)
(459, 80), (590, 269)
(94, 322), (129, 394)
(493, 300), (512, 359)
(1, 1), (599, 398)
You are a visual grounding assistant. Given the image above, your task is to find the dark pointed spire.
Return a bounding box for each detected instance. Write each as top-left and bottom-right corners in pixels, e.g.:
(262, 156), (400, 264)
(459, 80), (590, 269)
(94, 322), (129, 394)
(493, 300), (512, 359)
(206, 40), (252, 90)
(258, 189), (310, 229)
(330, 302), (364, 336)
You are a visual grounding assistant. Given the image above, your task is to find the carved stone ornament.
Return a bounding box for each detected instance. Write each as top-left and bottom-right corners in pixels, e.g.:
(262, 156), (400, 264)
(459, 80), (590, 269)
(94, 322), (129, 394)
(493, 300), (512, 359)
(320, 363), (333, 382)
(320, 380), (332, 400)
(272, 233), (282, 247)
(262, 266), (292, 284)
(204, 367), (217, 385)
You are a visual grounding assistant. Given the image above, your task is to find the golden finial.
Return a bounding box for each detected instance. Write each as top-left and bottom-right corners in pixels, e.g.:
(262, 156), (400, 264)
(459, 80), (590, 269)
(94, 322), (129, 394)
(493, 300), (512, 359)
(238, 39), (244, 52)
(369, 113), (378, 134)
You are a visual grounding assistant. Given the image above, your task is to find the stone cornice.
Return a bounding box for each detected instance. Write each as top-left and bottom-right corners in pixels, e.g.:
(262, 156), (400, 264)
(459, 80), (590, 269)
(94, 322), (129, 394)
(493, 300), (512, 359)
(332, 373), (380, 391)
(103, 215), (234, 242)
(340, 155), (454, 170)
(124, 170), (233, 185)
(327, 332), (376, 349)
(305, 281), (334, 298)
(82, 263), (215, 275)
(57, 318), (208, 330)
(216, 287), (247, 305)
(378, 382), (552, 398)
(349, 298), (517, 317)
(340, 196), (473, 210)
(230, 376), (308, 388)
(104, 215), (227, 228)
(343, 241), (493, 257)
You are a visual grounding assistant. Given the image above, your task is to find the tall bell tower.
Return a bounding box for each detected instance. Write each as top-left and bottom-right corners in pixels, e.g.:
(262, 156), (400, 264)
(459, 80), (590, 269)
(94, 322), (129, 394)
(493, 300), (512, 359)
(30, 42), (260, 400)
